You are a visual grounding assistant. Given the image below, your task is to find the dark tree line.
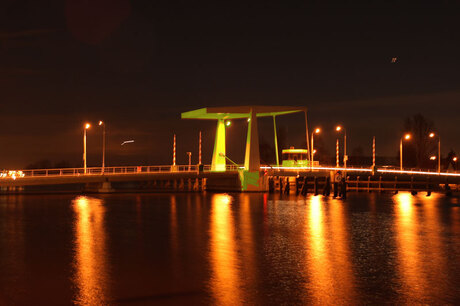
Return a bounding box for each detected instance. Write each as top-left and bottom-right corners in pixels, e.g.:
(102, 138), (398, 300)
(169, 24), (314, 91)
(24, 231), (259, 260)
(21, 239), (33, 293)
(401, 113), (457, 170)
(25, 159), (73, 169)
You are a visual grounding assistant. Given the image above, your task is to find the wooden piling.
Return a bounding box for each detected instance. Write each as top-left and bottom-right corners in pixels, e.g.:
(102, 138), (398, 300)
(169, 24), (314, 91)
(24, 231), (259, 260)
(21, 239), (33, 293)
(322, 176), (331, 196)
(342, 177), (347, 199)
(314, 177), (318, 195)
(394, 176), (398, 194)
(284, 177), (290, 194)
(301, 177), (308, 195)
(426, 177), (431, 196)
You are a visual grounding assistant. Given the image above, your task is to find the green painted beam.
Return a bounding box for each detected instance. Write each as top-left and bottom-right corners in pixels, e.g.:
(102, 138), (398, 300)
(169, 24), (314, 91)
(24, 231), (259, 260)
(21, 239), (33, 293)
(211, 119), (226, 171)
(181, 106), (306, 120)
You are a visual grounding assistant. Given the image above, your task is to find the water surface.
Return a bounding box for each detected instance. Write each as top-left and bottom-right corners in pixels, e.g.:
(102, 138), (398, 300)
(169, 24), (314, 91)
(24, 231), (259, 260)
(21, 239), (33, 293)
(0, 192), (459, 304)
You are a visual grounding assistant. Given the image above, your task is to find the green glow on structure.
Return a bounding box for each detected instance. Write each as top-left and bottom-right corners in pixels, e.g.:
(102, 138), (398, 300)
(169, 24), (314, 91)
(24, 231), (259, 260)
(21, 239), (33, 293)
(181, 106), (309, 189)
(211, 119), (226, 171)
(240, 170), (260, 190)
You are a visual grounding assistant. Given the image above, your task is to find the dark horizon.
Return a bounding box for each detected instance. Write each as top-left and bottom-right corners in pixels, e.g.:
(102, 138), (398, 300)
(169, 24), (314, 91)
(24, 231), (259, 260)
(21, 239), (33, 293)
(0, 1), (459, 168)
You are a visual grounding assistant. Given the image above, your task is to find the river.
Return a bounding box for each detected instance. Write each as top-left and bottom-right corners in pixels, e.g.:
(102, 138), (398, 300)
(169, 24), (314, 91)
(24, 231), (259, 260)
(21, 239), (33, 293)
(0, 192), (459, 304)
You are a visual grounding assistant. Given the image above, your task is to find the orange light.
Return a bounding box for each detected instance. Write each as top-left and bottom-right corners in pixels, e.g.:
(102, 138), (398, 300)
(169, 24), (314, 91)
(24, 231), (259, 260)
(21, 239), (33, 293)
(313, 149), (317, 154)
(430, 156), (436, 160)
(404, 134), (411, 140)
(429, 132), (435, 138)
(85, 123), (91, 129)
(454, 157), (458, 162)
(336, 126), (342, 132)
(315, 128), (321, 134)
(98, 121), (103, 126)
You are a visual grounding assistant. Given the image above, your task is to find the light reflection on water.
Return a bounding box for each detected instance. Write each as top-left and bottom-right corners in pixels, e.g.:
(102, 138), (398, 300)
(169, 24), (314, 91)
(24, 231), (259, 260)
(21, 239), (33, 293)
(304, 196), (357, 304)
(209, 193), (242, 305)
(0, 192), (459, 304)
(394, 193), (424, 301)
(305, 195), (332, 303)
(0, 197), (26, 304)
(393, 192), (451, 303)
(72, 196), (109, 305)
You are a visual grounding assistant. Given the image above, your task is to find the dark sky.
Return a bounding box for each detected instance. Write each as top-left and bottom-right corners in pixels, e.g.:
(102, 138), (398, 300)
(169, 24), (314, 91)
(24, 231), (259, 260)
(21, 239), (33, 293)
(0, 1), (459, 168)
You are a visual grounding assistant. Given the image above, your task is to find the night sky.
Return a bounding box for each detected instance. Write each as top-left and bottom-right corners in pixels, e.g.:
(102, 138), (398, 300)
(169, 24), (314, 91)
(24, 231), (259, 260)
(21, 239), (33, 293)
(0, 1), (459, 168)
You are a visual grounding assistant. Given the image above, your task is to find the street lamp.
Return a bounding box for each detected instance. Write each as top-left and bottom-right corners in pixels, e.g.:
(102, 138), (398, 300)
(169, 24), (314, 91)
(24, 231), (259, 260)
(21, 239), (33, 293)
(429, 132), (441, 173)
(311, 128), (321, 169)
(454, 156), (458, 171)
(99, 121), (106, 174)
(83, 123), (91, 174)
(335, 125), (347, 169)
(400, 133), (411, 171)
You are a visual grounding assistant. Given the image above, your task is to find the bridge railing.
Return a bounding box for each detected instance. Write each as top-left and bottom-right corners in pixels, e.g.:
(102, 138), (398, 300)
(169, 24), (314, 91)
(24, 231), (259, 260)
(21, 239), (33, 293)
(2, 164), (459, 179)
(12, 164), (243, 178)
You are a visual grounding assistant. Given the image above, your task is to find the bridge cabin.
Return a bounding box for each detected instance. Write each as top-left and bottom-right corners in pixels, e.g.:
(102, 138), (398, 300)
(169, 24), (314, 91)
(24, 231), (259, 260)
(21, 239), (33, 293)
(281, 148), (310, 167)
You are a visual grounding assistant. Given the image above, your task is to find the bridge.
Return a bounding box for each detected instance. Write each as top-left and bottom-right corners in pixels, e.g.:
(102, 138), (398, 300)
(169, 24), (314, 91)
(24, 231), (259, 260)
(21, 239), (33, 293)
(0, 164), (458, 195)
(0, 105), (458, 194)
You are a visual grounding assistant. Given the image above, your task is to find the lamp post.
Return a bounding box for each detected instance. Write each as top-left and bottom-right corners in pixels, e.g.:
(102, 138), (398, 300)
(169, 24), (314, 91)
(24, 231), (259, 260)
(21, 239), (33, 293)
(98, 121), (106, 174)
(83, 123), (91, 174)
(400, 133), (411, 171)
(429, 132), (441, 173)
(336, 139), (339, 167)
(311, 128), (321, 170)
(199, 131), (202, 165)
(335, 125), (347, 168)
(187, 152), (192, 171)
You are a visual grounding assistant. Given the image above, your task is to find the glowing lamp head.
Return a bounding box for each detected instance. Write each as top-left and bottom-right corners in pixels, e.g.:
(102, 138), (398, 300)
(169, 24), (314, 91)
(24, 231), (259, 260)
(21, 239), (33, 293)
(98, 120), (103, 126)
(429, 132), (435, 138)
(85, 123), (91, 129)
(314, 128), (321, 134)
(404, 134), (411, 140)
(313, 149), (317, 154)
(226, 121), (231, 127)
(430, 156), (436, 160)
(336, 126), (342, 132)
(453, 157), (458, 162)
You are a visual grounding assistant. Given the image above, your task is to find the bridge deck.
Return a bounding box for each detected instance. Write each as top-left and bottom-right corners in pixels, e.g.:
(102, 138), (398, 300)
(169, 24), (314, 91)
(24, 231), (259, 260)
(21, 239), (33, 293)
(0, 165), (458, 190)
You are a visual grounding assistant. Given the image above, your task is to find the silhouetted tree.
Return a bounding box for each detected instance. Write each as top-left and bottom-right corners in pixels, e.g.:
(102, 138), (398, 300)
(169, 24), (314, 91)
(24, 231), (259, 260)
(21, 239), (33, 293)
(314, 137), (332, 164)
(350, 146), (366, 166)
(54, 160), (72, 168)
(445, 150), (457, 171)
(259, 137), (274, 165)
(26, 159), (52, 169)
(277, 126), (287, 151)
(351, 146), (364, 157)
(25, 159), (73, 169)
(403, 114), (437, 168)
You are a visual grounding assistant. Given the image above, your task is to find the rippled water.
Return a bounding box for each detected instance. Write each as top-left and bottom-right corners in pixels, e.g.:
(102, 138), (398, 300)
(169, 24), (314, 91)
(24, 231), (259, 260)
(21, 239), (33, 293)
(0, 192), (460, 305)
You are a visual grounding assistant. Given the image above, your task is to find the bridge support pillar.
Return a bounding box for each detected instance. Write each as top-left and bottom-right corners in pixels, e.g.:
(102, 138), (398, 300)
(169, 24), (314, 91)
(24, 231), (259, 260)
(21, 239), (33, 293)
(98, 181), (114, 193)
(239, 109), (266, 192)
(211, 119), (226, 171)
